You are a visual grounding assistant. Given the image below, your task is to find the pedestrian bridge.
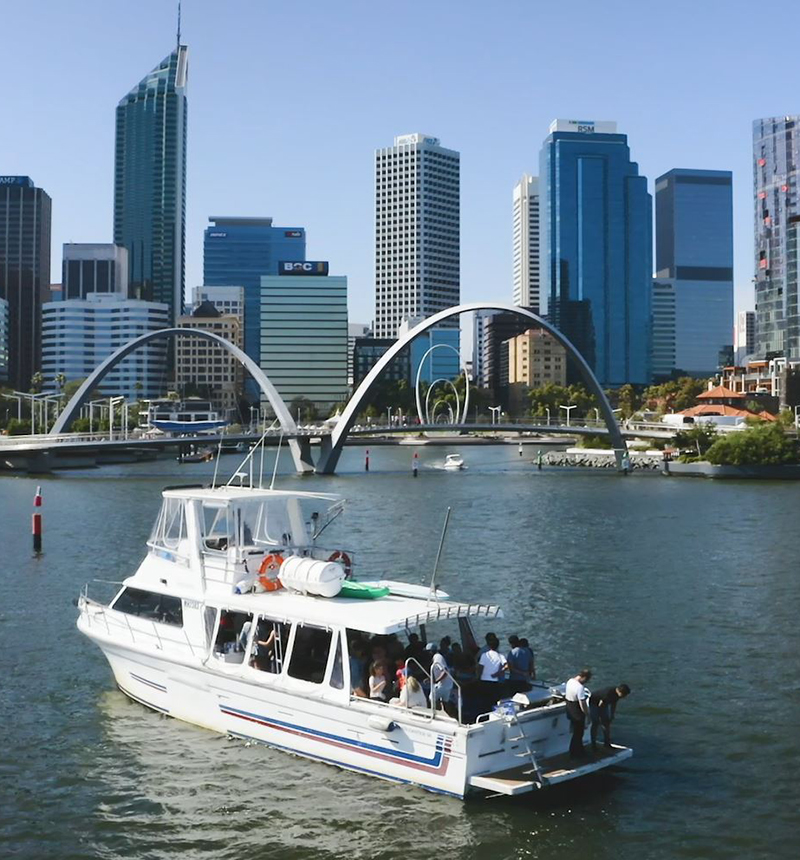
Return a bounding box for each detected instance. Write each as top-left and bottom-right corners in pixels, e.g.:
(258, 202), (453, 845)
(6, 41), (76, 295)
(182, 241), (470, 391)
(27, 301), (670, 474)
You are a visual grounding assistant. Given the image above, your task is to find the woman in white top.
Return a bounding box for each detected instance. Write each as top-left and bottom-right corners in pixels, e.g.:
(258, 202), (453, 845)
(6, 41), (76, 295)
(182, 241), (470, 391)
(397, 675), (428, 709)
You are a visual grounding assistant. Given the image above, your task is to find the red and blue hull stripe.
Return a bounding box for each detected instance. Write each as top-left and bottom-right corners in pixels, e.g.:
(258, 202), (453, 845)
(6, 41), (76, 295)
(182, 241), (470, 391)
(219, 703), (453, 776)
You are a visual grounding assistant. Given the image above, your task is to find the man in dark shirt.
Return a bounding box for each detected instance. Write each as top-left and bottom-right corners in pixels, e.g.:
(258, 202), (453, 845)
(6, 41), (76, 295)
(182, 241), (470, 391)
(589, 684), (631, 749)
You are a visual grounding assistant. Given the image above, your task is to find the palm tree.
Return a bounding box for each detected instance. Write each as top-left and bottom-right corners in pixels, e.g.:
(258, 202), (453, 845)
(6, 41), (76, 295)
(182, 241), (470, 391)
(54, 372), (66, 393)
(30, 372), (44, 394)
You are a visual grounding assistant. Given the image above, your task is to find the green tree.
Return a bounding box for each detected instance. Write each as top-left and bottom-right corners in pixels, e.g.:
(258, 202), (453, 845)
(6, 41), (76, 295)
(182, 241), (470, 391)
(6, 418), (32, 435)
(705, 422), (799, 466)
(290, 396), (318, 422)
(30, 372), (44, 394)
(643, 377), (709, 414)
(673, 424), (718, 461)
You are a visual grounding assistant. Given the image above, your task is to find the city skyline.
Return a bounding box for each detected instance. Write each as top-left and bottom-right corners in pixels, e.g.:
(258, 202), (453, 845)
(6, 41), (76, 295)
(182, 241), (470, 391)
(3, 1), (800, 338)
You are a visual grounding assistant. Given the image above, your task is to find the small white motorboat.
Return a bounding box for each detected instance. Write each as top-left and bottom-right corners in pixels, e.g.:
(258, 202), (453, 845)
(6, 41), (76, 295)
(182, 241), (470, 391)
(443, 453), (465, 471)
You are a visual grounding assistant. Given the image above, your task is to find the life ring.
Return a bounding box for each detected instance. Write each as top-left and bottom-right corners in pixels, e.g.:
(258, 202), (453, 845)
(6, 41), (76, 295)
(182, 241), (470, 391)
(328, 550), (352, 579)
(258, 553), (284, 591)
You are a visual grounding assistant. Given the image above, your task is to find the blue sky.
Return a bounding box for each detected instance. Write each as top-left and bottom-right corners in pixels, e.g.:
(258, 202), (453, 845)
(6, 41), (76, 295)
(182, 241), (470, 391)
(3, 0), (798, 333)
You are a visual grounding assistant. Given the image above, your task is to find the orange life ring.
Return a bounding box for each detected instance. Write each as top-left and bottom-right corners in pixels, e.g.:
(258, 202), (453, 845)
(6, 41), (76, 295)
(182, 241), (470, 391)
(328, 550), (352, 579)
(258, 553), (284, 592)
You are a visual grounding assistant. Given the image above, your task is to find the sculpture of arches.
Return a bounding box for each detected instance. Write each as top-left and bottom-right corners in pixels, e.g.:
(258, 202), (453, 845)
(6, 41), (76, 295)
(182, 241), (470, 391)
(316, 302), (627, 473)
(423, 378), (460, 425)
(413, 343), (470, 425)
(48, 328), (314, 474)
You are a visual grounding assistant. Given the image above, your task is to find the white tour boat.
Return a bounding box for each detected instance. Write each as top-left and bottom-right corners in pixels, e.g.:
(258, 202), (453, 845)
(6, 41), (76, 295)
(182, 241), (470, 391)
(77, 484), (632, 798)
(443, 453), (465, 471)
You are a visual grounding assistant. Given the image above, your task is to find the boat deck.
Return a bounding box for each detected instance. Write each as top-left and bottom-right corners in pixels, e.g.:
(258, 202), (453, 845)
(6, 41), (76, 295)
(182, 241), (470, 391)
(469, 743), (633, 796)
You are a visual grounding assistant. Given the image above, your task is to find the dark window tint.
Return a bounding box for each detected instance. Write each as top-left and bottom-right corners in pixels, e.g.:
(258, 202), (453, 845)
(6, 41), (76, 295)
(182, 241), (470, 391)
(288, 625), (332, 684)
(112, 587), (183, 627)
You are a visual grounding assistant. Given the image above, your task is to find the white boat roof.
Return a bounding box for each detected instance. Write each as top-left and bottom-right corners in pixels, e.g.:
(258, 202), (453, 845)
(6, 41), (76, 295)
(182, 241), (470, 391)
(204, 585), (503, 636)
(161, 485), (343, 505)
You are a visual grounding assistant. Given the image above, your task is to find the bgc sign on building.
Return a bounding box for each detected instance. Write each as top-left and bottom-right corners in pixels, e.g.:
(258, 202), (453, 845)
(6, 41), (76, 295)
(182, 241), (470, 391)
(278, 261), (329, 276)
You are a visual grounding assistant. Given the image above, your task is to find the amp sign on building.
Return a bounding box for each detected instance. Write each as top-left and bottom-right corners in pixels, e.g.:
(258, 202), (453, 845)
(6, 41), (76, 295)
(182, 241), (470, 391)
(278, 261), (329, 276)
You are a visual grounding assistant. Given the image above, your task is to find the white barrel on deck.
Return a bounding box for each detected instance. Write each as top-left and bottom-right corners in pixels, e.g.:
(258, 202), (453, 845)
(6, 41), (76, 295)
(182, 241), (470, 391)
(279, 556), (345, 598)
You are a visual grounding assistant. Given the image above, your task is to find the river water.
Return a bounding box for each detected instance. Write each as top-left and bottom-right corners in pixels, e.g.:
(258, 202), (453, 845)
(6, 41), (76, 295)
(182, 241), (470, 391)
(1, 444), (798, 859)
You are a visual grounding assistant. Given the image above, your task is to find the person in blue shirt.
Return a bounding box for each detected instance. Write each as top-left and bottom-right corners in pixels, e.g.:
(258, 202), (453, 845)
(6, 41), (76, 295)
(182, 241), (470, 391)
(506, 635), (535, 692)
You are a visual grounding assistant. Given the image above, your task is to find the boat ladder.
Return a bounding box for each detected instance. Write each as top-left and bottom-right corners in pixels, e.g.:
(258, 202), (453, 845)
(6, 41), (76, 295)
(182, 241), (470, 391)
(504, 710), (544, 788)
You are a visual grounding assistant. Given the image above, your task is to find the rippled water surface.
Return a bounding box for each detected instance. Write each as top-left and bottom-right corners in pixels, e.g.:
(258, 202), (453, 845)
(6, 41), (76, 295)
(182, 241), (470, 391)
(1, 444), (799, 859)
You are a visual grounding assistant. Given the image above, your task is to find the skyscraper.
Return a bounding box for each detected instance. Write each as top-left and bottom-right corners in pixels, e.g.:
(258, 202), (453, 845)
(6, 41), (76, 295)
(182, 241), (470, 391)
(512, 175), (540, 310)
(540, 120), (652, 385)
(203, 217), (306, 390)
(62, 243), (128, 300)
(653, 168), (733, 376)
(753, 116), (800, 359)
(260, 265), (348, 414)
(0, 176), (51, 390)
(734, 310), (756, 365)
(114, 45), (188, 322)
(374, 133), (460, 338)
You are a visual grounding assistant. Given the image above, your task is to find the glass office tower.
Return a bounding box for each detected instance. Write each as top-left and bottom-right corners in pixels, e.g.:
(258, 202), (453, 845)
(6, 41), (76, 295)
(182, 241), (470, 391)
(753, 116), (800, 359)
(654, 169), (733, 376)
(203, 217), (306, 399)
(540, 120), (652, 385)
(114, 46), (188, 322)
(0, 176), (51, 390)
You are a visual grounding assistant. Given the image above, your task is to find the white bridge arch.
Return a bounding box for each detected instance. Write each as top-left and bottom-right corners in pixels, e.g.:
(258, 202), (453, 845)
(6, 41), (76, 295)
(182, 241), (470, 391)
(49, 328), (315, 474)
(315, 302), (628, 473)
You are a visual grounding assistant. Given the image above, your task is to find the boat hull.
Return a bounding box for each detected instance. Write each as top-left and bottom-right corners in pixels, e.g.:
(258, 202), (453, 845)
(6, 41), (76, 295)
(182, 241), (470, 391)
(83, 623), (469, 798)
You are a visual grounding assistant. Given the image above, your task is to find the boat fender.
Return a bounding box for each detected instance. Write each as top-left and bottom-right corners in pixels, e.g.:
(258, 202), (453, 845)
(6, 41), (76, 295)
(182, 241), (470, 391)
(327, 550), (353, 579)
(367, 715), (396, 732)
(257, 553), (285, 592)
(234, 576), (255, 595)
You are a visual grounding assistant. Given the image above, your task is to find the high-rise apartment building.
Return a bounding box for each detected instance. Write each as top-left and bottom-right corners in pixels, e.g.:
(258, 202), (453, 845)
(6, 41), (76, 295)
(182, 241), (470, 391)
(41, 293), (169, 399)
(654, 168), (734, 375)
(374, 133), (460, 338)
(753, 116), (800, 359)
(481, 312), (530, 394)
(260, 265), (348, 414)
(651, 280), (677, 380)
(540, 119), (652, 385)
(62, 244), (128, 300)
(175, 302), (243, 412)
(114, 46), (188, 322)
(734, 310), (756, 365)
(512, 175), (540, 310)
(398, 317), (460, 384)
(204, 217), (306, 386)
(0, 176), (52, 390)
(347, 322), (370, 386)
(506, 328), (567, 387)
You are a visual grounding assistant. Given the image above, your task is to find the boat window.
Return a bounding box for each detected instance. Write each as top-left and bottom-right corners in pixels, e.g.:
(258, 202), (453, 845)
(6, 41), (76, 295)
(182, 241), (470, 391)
(203, 607), (218, 647)
(214, 610), (252, 654)
(329, 632), (345, 690)
(202, 503), (232, 552)
(251, 618), (291, 674)
(149, 497), (188, 555)
(112, 588), (183, 627)
(287, 624), (333, 684)
(237, 499), (294, 549)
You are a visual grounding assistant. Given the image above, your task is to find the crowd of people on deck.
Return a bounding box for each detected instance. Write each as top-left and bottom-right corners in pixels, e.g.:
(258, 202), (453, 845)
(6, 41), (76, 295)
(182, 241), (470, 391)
(347, 629), (539, 722)
(347, 631), (632, 747)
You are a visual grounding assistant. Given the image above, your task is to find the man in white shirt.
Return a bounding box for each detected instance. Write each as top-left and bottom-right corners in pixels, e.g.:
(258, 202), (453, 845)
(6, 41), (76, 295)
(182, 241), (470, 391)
(477, 634), (508, 683)
(565, 669), (592, 759)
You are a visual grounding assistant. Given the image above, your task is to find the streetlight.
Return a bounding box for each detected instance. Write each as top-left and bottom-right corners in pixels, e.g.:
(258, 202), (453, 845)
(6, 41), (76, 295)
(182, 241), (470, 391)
(559, 404), (576, 426)
(593, 407), (601, 423)
(387, 407), (392, 428)
(1, 393), (23, 422)
(545, 406), (551, 425)
(108, 396), (125, 441)
(489, 405), (501, 425)
(88, 398), (107, 435)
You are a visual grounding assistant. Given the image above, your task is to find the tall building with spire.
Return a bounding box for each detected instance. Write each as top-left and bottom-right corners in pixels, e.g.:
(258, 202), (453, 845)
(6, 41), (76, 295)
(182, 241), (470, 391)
(114, 44), (188, 323)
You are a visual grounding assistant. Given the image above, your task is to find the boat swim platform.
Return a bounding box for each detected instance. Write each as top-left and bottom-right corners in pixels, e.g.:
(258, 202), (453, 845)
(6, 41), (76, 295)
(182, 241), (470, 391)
(469, 744), (633, 796)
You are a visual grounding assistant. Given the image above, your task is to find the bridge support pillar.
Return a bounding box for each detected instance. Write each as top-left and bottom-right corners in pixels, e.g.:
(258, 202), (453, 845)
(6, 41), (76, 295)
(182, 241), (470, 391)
(314, 435), (339, 475)
(289, 438), (316, 474)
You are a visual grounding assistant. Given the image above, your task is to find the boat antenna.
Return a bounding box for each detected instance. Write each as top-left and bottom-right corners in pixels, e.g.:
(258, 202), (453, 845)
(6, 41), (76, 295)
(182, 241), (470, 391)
(269, 430), (284, 490)
(225, 421), (273, 488)
(427, 506), (452, 605)
(211, 433), (223, 489)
